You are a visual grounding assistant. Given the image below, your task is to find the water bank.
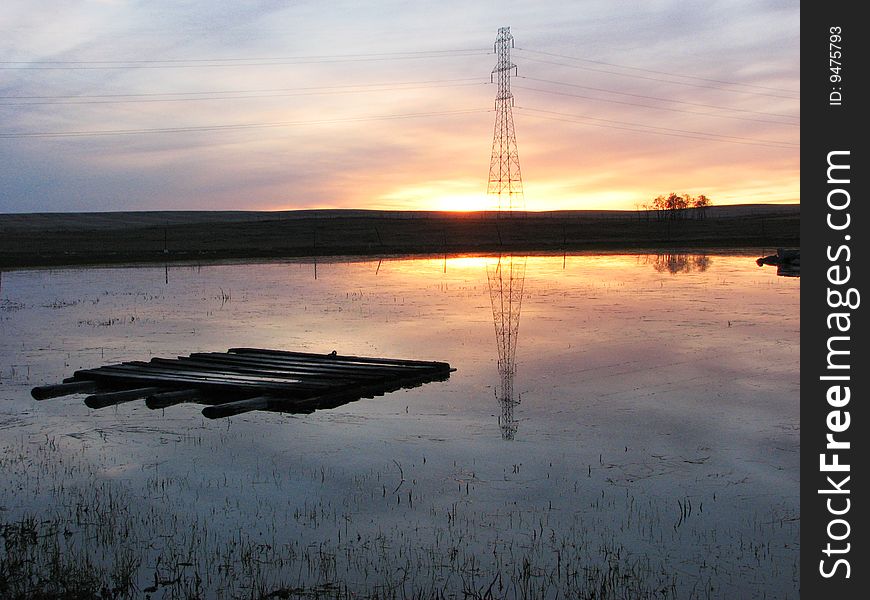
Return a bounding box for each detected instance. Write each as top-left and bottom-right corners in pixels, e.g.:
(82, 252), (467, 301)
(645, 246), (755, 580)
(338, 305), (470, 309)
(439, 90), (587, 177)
(0, 205), (799, 269)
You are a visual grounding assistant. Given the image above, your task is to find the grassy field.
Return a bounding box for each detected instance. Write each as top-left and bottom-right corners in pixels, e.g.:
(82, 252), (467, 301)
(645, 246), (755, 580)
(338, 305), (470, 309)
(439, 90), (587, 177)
(0, 204), (799, 268)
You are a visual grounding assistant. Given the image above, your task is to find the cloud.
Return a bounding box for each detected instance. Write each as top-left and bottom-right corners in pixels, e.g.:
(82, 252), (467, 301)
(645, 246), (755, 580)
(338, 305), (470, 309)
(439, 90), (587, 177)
(0, 1), (799, 212)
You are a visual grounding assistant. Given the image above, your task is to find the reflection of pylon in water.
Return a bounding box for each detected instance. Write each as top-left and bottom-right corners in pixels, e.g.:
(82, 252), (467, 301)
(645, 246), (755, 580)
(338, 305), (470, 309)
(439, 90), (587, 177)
(486, 255), (526, 440)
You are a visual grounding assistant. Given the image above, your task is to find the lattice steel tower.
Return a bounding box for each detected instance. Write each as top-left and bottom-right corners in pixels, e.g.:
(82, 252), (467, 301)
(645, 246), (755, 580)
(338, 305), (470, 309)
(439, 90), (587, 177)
(487, 255), (526, 440)
(487, 27), (524, 211)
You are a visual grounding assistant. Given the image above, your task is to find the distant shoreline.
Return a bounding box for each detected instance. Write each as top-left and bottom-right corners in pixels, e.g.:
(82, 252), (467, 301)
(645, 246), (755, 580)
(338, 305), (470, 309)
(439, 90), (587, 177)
(0, 204), (799, 269)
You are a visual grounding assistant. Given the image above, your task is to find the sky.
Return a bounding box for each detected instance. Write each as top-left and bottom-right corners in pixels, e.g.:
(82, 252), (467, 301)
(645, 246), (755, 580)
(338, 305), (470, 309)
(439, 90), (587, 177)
(0, 1), (800, 213)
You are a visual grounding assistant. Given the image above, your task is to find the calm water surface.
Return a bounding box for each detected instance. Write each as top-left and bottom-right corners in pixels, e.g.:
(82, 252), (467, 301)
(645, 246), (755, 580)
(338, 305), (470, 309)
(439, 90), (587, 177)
(0, 252), (799, 598)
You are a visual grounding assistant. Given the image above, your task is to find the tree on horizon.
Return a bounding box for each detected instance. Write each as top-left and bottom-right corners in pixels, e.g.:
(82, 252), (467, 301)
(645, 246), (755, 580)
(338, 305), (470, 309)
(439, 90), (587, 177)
(644, 192), (712, 220)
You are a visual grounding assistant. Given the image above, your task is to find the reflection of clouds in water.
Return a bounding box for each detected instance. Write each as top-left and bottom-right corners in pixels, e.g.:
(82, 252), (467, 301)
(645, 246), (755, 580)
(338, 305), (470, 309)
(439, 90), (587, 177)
(0, 252), (799, 598)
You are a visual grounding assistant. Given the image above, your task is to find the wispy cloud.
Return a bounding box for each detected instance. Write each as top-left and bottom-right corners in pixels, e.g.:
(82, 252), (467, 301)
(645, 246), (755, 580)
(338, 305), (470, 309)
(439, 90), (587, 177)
(0, 1), (799, 212)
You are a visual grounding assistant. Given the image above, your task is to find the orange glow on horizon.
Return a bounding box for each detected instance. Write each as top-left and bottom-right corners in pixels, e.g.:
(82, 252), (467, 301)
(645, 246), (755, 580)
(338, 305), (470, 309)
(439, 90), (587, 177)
(267, 188), (800, 213)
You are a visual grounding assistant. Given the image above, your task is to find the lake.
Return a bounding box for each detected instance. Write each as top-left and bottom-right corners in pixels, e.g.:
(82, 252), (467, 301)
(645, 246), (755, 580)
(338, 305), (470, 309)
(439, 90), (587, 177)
(0, 251), (799, 599)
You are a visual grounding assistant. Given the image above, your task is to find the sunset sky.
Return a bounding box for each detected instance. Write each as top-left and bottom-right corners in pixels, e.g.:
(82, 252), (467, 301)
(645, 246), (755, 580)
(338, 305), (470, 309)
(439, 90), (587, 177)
(1, 1), (799, 213)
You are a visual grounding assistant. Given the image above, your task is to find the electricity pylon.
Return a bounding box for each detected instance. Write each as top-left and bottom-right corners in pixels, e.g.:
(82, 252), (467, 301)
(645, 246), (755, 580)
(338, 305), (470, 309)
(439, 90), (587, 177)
(487, 255), (526, 439)
(487, 27), (524, 211)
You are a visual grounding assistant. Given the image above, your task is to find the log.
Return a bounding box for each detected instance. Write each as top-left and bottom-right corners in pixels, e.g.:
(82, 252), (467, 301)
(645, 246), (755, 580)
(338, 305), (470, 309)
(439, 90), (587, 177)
(150, 357), (361, 383)
(201, 367), (452, 419)
(116, 361), (408, 391)
(32, 380), (102, 400)
(33, 349), (454, 417)
(202, 396), (290, 419)
(78, 364), (331, 390)
(184, 353), (419, 378)
(145, 389), (205, 409)
(85, 387), (164, 409)
(216, 354), (445, 377)
(72, 366), (324, 395)
(228, 348), (451, 371)
(119, 361), (338, 387)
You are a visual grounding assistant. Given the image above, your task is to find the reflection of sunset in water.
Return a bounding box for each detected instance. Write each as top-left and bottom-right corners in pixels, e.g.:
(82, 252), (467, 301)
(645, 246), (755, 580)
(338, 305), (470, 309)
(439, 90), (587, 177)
(0, 250), (799, 598)
(377, 251), (727, 282)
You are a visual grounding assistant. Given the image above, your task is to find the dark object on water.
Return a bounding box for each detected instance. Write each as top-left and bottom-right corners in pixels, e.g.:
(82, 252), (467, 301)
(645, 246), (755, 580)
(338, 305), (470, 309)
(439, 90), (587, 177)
(32, 348), (454, 419)
(756, 248), (800, 277)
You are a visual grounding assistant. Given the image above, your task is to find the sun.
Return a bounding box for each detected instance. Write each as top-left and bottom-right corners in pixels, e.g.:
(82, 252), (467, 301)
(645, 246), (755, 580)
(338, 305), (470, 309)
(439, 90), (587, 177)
(431, 193), (500, 212)
(376, 182), (504, 212)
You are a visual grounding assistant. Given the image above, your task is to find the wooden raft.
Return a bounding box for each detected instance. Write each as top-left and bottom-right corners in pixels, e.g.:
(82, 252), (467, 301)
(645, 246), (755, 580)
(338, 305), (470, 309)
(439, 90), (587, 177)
(31, 348), (453, 419)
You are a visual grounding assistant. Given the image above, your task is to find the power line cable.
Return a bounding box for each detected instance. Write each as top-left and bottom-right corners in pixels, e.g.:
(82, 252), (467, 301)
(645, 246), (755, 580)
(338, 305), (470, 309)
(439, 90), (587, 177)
(0, 48), (491, 64)
(515, 106), (798, 149)
(515, 47), (799, 95)
(0, 77), (485, 100)
(514, 55), (799, 100)
(517, 76), (798, 120)
(0, 81), (490, 106)
(0, 108), (491, 139)
(0, 50), (492, 70)
(513, 84), (798, 127)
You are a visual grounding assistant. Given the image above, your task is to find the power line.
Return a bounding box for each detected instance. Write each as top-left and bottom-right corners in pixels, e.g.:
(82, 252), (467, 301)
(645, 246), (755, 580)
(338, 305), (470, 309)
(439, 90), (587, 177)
(0, 81), (490, 106)
(487, 26), (524, 210)
(515, 47), (799, 95)
(518, 76), (798, 120)
(513, 84), (798, 127)
(0, 77), (485, 100)
(518, 107), (797, 150)
(0, 48), (490, 64)
(0, 38), (799, 150)
(514, 55), (799, 101)
(515, 106), (798, 149)
(0, 108), (491, 139)
(0, 50), (492, 70)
